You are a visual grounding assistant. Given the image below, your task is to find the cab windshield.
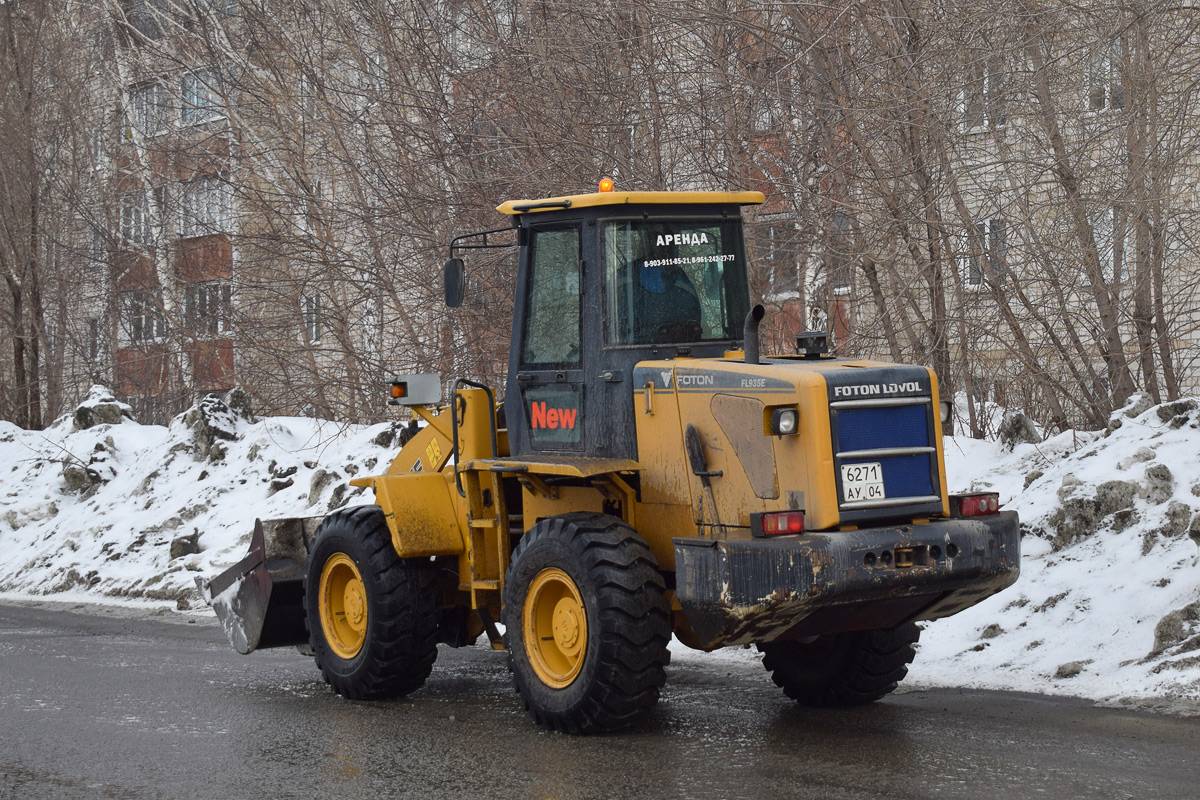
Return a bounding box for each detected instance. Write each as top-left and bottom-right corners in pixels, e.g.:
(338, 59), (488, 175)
(602, 218), (751, 346)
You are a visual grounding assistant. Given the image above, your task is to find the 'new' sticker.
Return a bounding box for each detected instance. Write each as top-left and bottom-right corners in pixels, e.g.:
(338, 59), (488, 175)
(530, 402), (578, 430)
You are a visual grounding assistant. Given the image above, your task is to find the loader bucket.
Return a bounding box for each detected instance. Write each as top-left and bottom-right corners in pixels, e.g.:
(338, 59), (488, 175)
(197, 517), (319, 654)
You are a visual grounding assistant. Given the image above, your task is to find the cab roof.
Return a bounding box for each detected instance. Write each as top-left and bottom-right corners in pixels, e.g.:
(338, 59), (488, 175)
(496, 190), (765, 216)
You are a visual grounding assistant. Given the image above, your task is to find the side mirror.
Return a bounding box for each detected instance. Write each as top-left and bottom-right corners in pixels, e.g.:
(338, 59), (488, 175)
(444, 257), (465, 308)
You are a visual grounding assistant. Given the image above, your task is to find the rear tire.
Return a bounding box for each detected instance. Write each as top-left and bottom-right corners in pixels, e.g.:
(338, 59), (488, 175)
(502, 513), (671, 734)
(304, 505), (439, 700)
(758, 623), (920, 707)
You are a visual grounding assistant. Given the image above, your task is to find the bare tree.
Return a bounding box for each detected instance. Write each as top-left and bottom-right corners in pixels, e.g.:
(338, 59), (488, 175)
(5, 0), (1200, 434)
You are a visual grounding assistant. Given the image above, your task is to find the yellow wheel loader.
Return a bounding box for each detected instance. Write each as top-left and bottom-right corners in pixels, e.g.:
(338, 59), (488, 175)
(201, 186), (1020, 733)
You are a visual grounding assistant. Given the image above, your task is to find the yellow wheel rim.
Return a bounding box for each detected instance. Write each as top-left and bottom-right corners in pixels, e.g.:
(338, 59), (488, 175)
(319, 553), (368, 660)
(523, 568), (588, 689)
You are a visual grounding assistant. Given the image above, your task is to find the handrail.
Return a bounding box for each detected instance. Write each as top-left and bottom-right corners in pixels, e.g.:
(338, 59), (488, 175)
(450, 378), (498, 498)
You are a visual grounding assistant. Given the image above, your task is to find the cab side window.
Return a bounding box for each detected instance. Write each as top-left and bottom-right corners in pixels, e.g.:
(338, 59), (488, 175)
(522, 226), (581, 366)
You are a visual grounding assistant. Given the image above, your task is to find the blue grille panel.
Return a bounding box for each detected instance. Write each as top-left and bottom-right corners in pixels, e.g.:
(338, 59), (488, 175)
(835, 404), (929, 452)
(834, 403), (938, 506)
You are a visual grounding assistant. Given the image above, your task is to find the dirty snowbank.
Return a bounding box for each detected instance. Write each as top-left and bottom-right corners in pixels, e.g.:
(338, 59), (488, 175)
(1, 387), (1199, 712)
(910, 398), (1200, 713)
(0, 386), (398, 608)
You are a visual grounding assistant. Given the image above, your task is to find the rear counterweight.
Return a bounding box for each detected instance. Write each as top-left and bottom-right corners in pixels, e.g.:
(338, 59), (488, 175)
(674, 511), (1020, 650)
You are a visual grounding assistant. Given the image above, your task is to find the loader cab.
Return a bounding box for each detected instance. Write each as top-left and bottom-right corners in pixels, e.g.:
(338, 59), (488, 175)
(496, 190), (765, 460)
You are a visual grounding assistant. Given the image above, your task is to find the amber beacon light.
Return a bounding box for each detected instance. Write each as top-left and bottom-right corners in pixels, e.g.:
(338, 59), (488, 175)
(598, 177), (615, 192)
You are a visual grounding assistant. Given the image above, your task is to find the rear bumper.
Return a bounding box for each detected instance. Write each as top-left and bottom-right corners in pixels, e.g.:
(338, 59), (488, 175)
(673, 511), (1020, 649)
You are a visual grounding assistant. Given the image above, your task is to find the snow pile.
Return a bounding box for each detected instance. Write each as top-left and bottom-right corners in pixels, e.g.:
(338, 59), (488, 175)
(0, 387), (403, 608)
(1, 388), (1199, 710)
(914, 395), (1200, 711)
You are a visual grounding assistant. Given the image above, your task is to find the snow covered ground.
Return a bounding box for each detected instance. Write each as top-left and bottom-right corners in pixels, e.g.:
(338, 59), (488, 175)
(2, 387), (1198, 714)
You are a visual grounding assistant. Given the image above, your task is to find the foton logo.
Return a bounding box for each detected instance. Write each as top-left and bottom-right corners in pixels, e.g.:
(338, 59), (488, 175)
(530, 402), (578, 430)
(659, 371), (715, 388)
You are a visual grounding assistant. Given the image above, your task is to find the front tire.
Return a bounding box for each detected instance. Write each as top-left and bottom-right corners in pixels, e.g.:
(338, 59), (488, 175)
(304, 505), (439, 699)
(502, 513), (671, 734)
(758, 623), (920, 707)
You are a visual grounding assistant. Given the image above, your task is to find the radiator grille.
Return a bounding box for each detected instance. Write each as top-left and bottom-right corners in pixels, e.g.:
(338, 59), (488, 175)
(831, 398), (941, 516)
(836, 404), (928, 452)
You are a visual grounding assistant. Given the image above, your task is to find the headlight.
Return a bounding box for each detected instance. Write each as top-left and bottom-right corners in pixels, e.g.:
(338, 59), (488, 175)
(770, 407), (799, 436)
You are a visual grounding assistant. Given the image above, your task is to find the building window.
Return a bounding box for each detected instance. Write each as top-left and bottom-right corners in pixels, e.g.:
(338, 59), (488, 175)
(1087, 43), (1125, 112)
(449, 9), (476, 69)
(179, 176), (232, 237)
(301, 293), (321, 344)
(90, 129), (107, 171)
(961, 57), (1005, 131)
(964, 217), (1007, 289)
(88, 318), (102, 361)
(120, 191), (151, 246)
(90, 230), (108, 264)
(829, 210), (853, 296)
(1090, 205), (1128, 284)
(492, 0), (516, 35)
(181, 69), (224, 125)
(42, 236), (58, 270)
(121, 290), (164, 344)
(121, 0), (169, 42)
(361, 51), (385, 93)
(296, 179), (323, 236)
(753, 94), (782, 133)
(361, 299), (381, 360)
(295, 73), (313, 121)
(184, 281), (232, 337)
(125, 82), (169, 138)
(196, 0), (239, 17)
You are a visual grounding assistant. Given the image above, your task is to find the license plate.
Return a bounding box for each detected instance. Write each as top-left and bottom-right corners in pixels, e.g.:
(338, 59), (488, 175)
(841, 462), (885, 502)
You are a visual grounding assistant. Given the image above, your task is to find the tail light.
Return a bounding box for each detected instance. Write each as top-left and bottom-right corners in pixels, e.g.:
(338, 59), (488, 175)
(752, 511), (805, 537)
(950, 493), (1000, 518)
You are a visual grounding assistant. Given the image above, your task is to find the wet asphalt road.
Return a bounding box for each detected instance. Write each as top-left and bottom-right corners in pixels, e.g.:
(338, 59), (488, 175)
(0, 601), (1197, 800)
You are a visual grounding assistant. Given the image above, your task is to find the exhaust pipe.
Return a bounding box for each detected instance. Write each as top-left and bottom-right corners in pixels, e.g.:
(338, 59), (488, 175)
(743, 304), (765, 365)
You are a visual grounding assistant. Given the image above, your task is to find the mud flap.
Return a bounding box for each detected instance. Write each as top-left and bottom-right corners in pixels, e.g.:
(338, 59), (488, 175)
(197, 519), (313, 654)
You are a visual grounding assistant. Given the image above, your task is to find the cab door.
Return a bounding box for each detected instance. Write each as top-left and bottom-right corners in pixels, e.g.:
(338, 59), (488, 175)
(506, 222), (587, 456)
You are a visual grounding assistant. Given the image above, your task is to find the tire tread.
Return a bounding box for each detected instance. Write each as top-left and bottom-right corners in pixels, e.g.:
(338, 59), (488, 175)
(760, 622), (920, 707)
(304, 506), (439, 700)
(503, 512), (671, 733)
